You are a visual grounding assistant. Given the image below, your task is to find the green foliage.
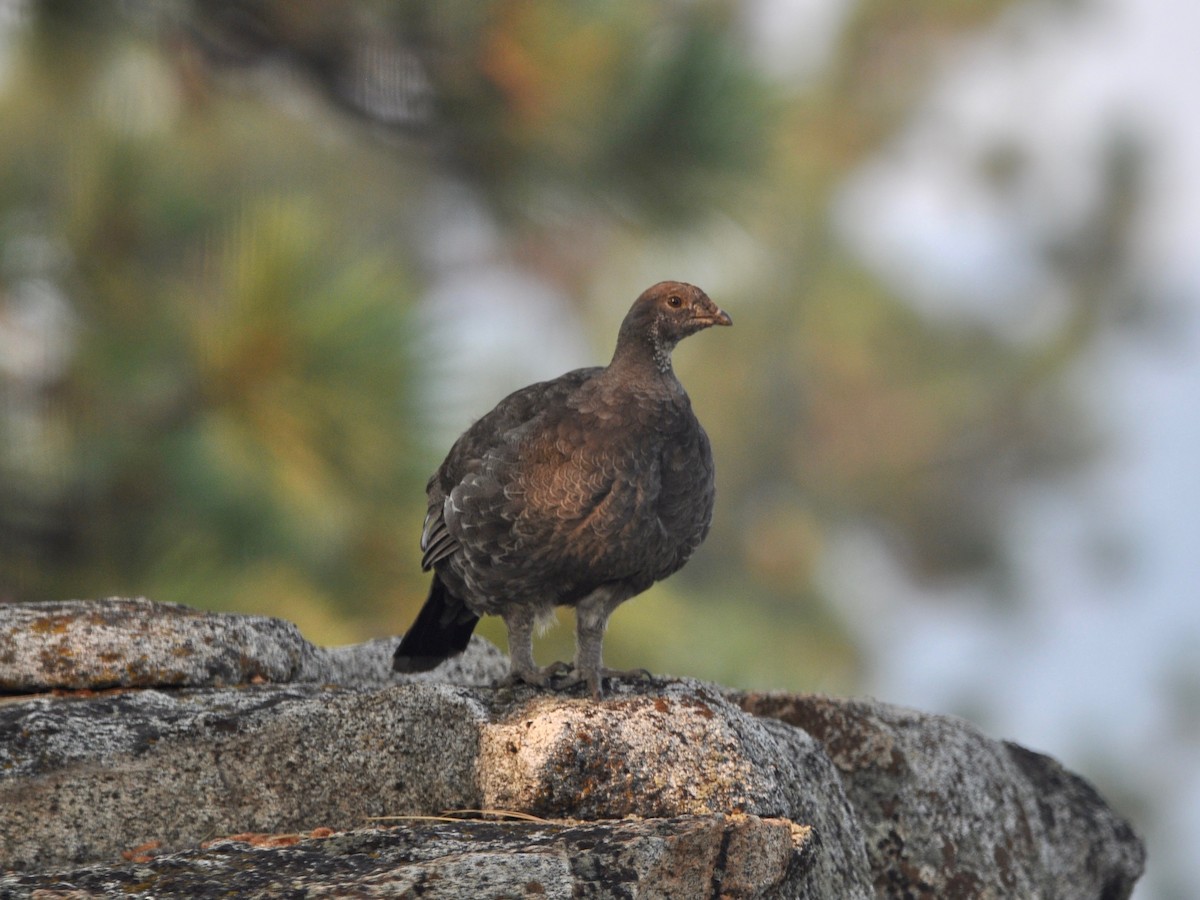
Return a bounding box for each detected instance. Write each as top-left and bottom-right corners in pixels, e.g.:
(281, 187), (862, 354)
(0, 11), (426, 638)
(378, 0), (770, 223)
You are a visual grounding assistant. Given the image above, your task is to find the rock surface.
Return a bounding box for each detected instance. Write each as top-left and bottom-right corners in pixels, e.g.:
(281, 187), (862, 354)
(0, 598), (1145, 899)
(1, 815), (805, 899)
(737, 693), (1147, 900)
(1, 682), (490, 872)
(0, 597), (507, 692)
(476, 687), (870, 897)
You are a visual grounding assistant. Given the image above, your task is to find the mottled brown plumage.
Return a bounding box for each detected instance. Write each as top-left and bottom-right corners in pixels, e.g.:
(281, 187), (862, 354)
(393, 281), (731, 697)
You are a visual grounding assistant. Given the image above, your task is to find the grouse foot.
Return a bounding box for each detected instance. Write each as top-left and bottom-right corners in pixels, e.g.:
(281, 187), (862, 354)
(497, 661), (567, 690)
(554, 665), (654, 699)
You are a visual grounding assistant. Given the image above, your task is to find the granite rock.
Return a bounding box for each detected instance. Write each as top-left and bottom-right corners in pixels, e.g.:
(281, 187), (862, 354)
(0, 597), (507, 693)
(0, 598), (1145, 899)
(1, 816), (805, 900)
(737, 693), (1147, 899)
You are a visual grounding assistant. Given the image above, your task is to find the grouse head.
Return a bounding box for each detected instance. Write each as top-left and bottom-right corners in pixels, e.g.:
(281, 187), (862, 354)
(614, 281), (732, 373)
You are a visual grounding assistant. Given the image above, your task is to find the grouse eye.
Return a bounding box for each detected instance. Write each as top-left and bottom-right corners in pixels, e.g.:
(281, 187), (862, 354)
(667, 295), (683, 309)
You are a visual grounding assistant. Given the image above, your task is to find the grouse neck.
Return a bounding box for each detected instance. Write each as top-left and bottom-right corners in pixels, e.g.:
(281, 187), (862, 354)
(608, 334), (679, 389)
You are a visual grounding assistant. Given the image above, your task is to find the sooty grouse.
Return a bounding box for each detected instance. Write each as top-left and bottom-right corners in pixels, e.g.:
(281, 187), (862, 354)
(393, 281), (731, 697)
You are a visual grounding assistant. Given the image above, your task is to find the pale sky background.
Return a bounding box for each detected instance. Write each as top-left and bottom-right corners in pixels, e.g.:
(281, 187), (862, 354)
(820, 1), (1200, 897)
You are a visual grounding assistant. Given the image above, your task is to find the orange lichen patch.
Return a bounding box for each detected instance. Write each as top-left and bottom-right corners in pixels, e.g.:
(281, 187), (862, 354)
(28, 615), (74, 635)
(677, 695), (715, 720)
(203, 832), (303, 849)
(121, 839), (162, 863)
(789, 822), (814, 849)
(261, 834), (302, 847)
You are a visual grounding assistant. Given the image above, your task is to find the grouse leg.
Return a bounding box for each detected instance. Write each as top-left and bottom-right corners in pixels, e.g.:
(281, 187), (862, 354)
(559, 586), (651, 699)
(498, 605), (557, 689)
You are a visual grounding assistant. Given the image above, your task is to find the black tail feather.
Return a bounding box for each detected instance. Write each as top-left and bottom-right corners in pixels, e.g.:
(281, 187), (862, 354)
(393, 575), (480, 673)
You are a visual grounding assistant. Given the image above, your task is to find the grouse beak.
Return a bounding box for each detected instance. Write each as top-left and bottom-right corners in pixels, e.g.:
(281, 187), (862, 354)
(697, 305), (733, 328)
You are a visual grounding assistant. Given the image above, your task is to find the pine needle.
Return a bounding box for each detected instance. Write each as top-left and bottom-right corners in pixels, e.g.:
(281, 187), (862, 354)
(366, 809), (556, 825)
